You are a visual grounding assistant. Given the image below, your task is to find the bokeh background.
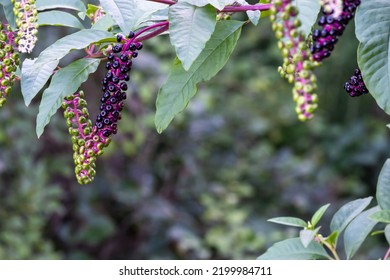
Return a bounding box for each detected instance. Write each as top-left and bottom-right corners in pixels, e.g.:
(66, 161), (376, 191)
(1, 1), (389, 259)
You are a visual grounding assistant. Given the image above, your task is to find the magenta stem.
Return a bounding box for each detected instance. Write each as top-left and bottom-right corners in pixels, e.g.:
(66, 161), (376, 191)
(147, 0), (176, 4)
(221, 4), (272, 12)
(134, 21), (169, 38)
(384, 247), (390, 260)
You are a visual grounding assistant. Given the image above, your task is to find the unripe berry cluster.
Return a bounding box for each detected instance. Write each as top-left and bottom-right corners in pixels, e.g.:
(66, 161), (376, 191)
(269, 0), (318, 121)
(310, 0), (361, 62)
(62, 91), (111, 184)
(0, 23), (20, 108)
(344, 68), (369, 97)
(96, 31), (142, 138)
(12, 0), (38, 53)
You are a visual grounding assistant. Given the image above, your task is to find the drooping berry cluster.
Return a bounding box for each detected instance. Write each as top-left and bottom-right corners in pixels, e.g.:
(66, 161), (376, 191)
(63, 91), (111, 184)
(344, 68), (369, 97)
(0, 23), (20, 108)
(96, 31), (142, 138)
(12, 0), (39, 53)
(270, 0), (318, 121)
(311, 0), (361, 62)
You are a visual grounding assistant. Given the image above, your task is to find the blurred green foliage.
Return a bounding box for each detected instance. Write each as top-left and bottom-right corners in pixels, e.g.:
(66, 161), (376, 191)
(0, 17), (389, 259)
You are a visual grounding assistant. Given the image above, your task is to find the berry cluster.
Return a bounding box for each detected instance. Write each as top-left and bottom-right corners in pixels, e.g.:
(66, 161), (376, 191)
(310, 0), (361, 62)
(12, 0), (39, 53)
(320, 0), (343, 18)
(95, 31), (142, 138)
(62, 91), (111, 184)
(344, 68), (369, 97)
(270, 0), (318, 121)
(0, 23), (20, 108)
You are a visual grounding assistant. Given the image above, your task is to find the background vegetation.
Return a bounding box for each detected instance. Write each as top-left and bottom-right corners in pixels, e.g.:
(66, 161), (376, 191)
(0, 3), (389, 259)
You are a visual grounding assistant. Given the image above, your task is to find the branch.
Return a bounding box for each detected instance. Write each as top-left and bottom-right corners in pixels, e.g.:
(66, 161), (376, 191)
(384, 247), (390, 260)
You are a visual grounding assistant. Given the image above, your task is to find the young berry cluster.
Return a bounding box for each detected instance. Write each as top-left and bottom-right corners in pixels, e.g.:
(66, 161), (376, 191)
(270, 0), (318, 121)
(12, 0), (39, 53)
(344, 68), (369, 97)
(0, 23), (20, 108)
(96, 31), (142, 138)
(310, 0), (361, 62)
(63, 91), (111, 184)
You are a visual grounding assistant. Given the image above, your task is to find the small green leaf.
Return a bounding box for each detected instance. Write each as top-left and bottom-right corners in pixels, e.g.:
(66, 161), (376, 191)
(169, 2), (216, 70)
(155, 20), (244, 133)
(311, 203), (330, 227)
(299, 228), (319, 248)
(370, 210), (390, 223)
(257, 238), (330, 260)
(247, 10), (261, 26)
(356, 1), (390, 116)
(100, 0), (166, 34)
(36, 58), (100, 137)
(38, 11), (84, 29)
(344, 206), (380, 259)
(21, 29), (112, 106)
(330, 197), (373, 233)
(36, 0), (86, 12)
(0, 1), (16, 30)
(385, 225), (390, 246)
(267, 217), (307, 228)
(325, 231), (339, 247)
(292, 0), (321, 37)
(376, 159), (390, 210)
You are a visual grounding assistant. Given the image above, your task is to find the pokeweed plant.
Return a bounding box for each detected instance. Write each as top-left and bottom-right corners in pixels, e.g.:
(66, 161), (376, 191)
(0, 0), (389, 255)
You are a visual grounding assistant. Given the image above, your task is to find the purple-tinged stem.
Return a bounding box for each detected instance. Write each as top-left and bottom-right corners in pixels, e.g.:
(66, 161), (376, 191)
(147, 0), (176, 4)
(221, 4), (272, 12)
(135, 21), (170, 42)
(384, 247), (390, 260)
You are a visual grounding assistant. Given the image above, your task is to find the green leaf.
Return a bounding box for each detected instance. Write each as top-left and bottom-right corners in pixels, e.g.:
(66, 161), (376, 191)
(344, 206), (380, 259)
(21, 29), (112, 106)
(267, 217), (307, 228)
(330, 197), (373, 233)
(311, 203), (330, 227)
(356, 1), (390, 115)
(370, 210), (390, 223)
(184, 0), (229, 10)
(247, 10), (261, 26)
(257, 238), (330, 260)
(169, 2), (216, 70)
(36, 0), (86, 12)
(325, 231), (339, 247)
(91, 14), (116, 31)
(385, 224), (390, 246)
(0, 0), (17, 30)
(100, 0), (166, 34)
(155, 20), (244, 133)
(299, 228), (319, 248)
(292, 0), (321, 37)
(376, 159), (390, 210)
(38, 11), (84, 29)
(36, 58), (100, 138)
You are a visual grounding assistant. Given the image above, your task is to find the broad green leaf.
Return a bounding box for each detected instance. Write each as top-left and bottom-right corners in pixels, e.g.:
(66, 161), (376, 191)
(376, 159), (390, 210)
(330, 197), (373, 233)
(370, 210), (390, 223)
(92, 15), (116, 31)
(299, 228), (319, 248)
(36, 0), (86, 12)
(38, 11), (84, 29)
(267, 217), (307, 228)
(169, 2), (216, 70)
(385, 224), (390, 246)
(311, 203), (330, 227)
(21, 29), (112, 106)
(36, 58), (100, 138)
(292, 0), (321, 37)
(257, 238), (330, 260)
(0, 0), (16, 30)
(356, 1), (390, 115)
(155, 20), (244, 133)
(100, 0), (166, 34)
(184, 0), (230, 10)
(344, 206), (380, 259)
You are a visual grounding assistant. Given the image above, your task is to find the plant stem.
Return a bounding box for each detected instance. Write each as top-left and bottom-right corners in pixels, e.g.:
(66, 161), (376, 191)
(320, 239), (340, 260)
(147, 0), (272, 12)
(147, 0), (176, 4)
(384, 247), (390, 260)
(135, 21), (170, 42)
